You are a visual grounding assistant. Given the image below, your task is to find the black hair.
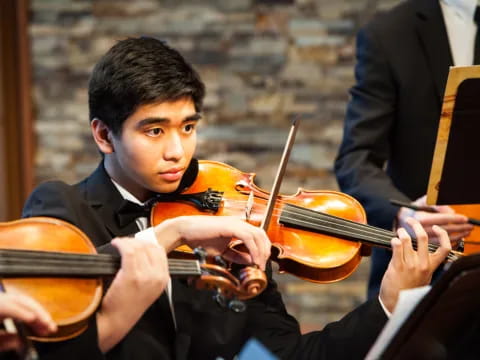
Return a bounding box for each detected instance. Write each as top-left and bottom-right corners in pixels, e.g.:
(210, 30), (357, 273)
(88, 37), (205, 135)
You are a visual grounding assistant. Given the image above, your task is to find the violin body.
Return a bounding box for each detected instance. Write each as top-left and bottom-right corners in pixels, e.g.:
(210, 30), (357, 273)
(0, 217), (102, 342)
(152, 160), (370, 283)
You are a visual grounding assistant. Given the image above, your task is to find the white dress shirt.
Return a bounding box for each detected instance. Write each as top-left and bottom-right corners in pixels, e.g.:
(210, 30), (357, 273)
(440, 0), (478, 65)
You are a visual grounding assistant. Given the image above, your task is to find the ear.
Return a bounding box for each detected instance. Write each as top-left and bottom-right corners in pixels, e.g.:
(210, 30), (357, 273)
(91, 118), (115, 154)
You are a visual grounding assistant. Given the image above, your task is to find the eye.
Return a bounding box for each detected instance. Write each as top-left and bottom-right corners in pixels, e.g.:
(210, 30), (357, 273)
(183, 123), (196, 134)
(146, 128), (163, 136)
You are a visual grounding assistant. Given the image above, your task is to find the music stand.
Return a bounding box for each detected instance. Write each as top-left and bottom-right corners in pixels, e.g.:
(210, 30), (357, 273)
(366, 253), (480, 359)
(427, 65), (480, 205)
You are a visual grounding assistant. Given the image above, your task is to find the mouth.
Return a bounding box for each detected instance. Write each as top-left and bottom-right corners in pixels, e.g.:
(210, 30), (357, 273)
(158, 168), (184, 182)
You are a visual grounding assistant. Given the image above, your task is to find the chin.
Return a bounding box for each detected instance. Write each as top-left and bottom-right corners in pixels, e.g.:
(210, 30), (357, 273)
(156, 182), (181, 194)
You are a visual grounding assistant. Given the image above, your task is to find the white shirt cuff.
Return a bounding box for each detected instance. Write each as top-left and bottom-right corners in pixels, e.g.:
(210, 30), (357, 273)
(134, 227), (157, 244)
(378, 296), (392, 318)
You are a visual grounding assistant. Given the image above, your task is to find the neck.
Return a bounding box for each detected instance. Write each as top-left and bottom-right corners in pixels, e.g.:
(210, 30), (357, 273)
(103, 157), (153, 202)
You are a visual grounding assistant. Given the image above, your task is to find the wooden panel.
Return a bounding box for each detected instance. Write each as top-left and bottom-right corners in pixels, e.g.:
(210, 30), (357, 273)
(0, 0), (34, 220)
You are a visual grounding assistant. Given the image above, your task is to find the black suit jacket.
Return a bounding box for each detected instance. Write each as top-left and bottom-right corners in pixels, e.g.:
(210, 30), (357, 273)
(23, 162), (387, 360)
(334, 0), (453, 297)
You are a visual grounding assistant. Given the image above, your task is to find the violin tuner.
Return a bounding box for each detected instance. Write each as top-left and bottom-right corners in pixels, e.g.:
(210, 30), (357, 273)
(214, 255), (227, 268)
(214, 291), (227, 308)
(193, 247), (207, 263)
(228, 299), (246, 313)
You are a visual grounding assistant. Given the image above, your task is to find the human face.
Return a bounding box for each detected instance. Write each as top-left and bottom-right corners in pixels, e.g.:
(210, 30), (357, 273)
(105, 98), (199, 201)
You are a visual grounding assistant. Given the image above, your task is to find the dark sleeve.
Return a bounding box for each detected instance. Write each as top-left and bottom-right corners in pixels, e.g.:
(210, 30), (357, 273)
(34, 318), (104, 360)
(334, 25), (410, 231)
(22, 182), (106, 360)
(246, 265), (302, 358)
(296, 298), (387, 359)
(247, 265), (387, 359)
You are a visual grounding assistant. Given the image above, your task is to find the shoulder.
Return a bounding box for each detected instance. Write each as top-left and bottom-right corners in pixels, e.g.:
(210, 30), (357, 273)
(357, 0), (421, 51)
(22, 180), (87, 223)
(24, 181), (78, 207)
(363, 0), (417, 34)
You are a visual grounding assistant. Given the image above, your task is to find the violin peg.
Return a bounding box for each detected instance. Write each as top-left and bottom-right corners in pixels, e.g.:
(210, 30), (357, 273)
(193, 247), (207, 263)
(214, 255), (227, 268)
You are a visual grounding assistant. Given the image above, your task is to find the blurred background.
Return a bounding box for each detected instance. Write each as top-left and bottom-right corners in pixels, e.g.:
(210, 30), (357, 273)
(1, 0), (402, 332)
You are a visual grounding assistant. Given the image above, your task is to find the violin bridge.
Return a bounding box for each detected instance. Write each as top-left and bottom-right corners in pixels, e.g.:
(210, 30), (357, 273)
(245, 191), (254, 220)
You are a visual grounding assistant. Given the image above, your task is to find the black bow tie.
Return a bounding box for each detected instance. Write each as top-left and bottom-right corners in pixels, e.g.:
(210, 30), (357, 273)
(116, 200), (152, 228)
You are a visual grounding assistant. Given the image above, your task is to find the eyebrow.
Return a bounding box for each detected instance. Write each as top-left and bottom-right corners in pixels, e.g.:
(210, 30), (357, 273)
(136, 113), (202, 127)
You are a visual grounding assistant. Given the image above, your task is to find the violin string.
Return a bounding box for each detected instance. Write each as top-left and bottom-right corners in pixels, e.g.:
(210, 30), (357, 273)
(216, 194), (431, 242)
(281, 202), (445, 251)
(218, 193), (442, 239)
(0, 250), (201, 276)
(199, 193), (459, 260)
(278, 204), (459, 261)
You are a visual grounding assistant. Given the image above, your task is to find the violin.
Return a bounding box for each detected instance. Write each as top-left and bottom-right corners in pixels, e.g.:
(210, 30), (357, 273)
(151, 160), (464, 283)
(0, 217), (267, 342)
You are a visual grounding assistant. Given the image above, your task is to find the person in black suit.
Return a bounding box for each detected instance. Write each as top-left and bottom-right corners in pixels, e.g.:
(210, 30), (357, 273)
(334, 0), (474, 299)
(23, 37), (451, 360)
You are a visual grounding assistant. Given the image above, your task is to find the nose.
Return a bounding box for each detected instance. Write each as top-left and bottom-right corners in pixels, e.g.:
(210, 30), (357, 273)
(163, 132), (184, 161)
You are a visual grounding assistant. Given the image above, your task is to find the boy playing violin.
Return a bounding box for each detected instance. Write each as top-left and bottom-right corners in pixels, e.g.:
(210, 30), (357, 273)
(22, 37), (451, 360)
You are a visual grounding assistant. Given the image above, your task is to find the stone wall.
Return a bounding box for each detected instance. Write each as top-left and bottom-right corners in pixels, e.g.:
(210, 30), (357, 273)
(30, 0), (402, 333)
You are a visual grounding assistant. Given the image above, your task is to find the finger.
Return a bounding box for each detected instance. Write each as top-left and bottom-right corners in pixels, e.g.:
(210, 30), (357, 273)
(397, 227), (414, 262)
(146, 243), (169, 279)
(253, 227), (271, 267)
(430, 225), (452, 268)
(0, 294), (56, 336)
(137, 238), (162, 269)
(0, 296), (35, 323)
(230, 228), (261, 268)
(222, 249), (254, 267)
(112, 237), (138, 276)
(433, 223), (473, 234)
(390, 237), (403, 270)
(418, 213), (469, 226)
(433, 205), (455, 214)
(406, 217), (429, 260)
(448, 230), (472, 242)
(10, 294), (56, 335)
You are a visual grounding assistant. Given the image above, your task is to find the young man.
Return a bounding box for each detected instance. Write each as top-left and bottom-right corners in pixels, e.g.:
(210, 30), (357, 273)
(23, 37), (451, 360)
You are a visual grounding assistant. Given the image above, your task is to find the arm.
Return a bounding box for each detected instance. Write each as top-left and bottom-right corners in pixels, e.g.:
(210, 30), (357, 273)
(96, 237), (169, 353)
(334, 26), (405, 230)
(248, 219), (451, 360)
(22, 182), (169, 357)
(149, 215), (271, 270)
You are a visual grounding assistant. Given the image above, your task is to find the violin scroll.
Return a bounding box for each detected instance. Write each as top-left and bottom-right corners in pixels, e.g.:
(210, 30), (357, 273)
(238, 266), (267, 298)
(190, 246), (267, 302)
(190, 262), (267, 301)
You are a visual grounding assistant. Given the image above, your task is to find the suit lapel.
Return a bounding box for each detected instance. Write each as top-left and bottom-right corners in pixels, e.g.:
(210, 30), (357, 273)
(414, 0), (454, 102)
(81, 163), (140, 237)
